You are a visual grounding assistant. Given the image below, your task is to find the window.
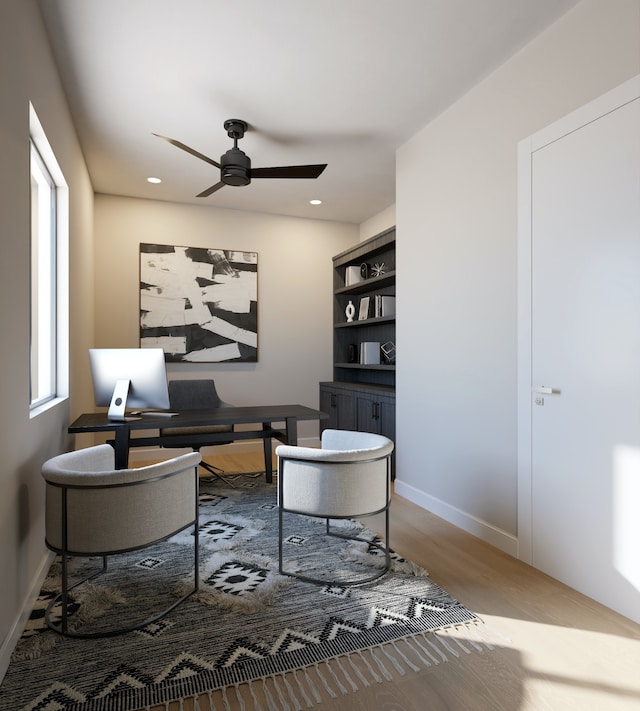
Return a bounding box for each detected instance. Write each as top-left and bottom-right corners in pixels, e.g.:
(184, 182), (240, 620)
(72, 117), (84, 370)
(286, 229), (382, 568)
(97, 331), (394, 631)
(30, 141), (56, 406)
(29, 104), (69, 414)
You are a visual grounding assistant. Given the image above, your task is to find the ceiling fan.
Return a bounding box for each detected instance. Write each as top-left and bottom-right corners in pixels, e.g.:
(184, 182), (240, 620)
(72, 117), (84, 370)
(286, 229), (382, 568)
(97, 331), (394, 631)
(154, 119), (327, 197)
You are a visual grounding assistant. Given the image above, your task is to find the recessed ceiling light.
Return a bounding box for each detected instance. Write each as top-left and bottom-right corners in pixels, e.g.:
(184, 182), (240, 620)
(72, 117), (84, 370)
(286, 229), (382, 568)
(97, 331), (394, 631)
(147, 177), (162, 184)
(310, 199), (322, 205)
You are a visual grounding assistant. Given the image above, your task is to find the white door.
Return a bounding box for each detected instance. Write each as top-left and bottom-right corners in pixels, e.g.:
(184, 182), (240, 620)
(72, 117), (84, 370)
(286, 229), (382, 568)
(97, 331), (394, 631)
(518, 77), (640, 623)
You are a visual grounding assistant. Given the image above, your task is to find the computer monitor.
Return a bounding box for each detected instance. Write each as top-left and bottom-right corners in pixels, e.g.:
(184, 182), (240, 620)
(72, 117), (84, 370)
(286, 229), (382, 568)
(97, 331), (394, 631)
(89, 348), (170, 421)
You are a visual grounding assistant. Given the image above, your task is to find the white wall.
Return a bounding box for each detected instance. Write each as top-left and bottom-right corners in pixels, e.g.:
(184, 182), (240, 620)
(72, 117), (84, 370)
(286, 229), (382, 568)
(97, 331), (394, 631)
(0, 0), (94, 675)
(360, 205), (396, 242)
(92, 195), (357, 447)
(395, 0), (640, 554)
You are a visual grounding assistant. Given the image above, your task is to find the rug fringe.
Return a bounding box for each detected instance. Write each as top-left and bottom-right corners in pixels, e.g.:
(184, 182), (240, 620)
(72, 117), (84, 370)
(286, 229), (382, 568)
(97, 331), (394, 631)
(292, 668), (315, 707)
(272, 673), (293, 710)
(282, 670), (303, 710)
(379, 642), (406, 675)
(313, 662), (337, 698)
(248, 679), (264, 711)
(188, 622), (499, 711)
(302, 665), (323, 703)
(356, 649), (383, 682)
(369, 645), (394, 680)
(261, 676), (279, 711)
(234, 682), (248, 711)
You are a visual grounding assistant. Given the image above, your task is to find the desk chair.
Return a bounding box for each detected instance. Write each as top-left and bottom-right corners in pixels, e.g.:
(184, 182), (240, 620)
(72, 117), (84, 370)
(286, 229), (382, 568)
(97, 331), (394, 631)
(162, 379), (235, 486)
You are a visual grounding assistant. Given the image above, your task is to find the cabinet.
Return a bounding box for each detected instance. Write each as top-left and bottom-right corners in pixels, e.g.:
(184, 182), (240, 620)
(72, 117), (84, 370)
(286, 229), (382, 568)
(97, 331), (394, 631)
(319, 381), (396, 472)
(319, 227), (396, 472)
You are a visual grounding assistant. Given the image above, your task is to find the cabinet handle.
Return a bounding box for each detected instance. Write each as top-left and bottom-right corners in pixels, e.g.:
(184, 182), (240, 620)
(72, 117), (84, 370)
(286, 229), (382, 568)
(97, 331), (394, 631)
(330, 393), (337, 408)
(372, 402), (380, 420)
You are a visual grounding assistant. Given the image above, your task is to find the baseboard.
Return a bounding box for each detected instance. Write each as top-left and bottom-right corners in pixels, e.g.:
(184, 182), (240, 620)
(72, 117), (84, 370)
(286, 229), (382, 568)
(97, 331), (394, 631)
(128, 436), (320, 464)
(393, 479), (519, 558)
(0, 549), (55, 684)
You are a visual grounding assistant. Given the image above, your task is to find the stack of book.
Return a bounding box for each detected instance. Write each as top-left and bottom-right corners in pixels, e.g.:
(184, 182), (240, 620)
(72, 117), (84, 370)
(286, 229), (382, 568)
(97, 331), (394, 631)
(373, 295), (395, 318)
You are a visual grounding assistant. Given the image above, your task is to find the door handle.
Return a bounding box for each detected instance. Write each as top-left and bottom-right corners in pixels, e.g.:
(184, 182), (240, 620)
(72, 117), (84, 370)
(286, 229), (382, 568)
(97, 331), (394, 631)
(532, 386), (560, 395)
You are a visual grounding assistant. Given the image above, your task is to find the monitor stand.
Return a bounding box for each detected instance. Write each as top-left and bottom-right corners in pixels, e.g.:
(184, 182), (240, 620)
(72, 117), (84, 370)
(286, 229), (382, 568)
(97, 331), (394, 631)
(107, 378), (140, 421)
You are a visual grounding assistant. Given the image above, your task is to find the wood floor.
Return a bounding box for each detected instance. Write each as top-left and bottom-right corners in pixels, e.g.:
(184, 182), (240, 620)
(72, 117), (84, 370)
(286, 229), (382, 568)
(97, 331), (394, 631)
(150, 451), (640, 711)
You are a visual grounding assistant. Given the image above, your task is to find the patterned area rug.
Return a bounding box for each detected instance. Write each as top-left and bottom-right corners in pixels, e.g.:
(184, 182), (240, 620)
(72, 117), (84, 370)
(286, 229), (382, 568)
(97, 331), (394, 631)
(2, 474), (492, 711)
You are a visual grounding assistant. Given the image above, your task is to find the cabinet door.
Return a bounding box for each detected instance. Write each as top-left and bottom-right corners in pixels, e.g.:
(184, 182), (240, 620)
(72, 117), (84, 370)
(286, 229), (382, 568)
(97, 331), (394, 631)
(319, 387), (337, 431)
(320, 386), (356, 432)
(335, 391), (356, 430)
(356, 394), (379, 434)
(356, 393), (396, 440)
(378, 398), (395, 443)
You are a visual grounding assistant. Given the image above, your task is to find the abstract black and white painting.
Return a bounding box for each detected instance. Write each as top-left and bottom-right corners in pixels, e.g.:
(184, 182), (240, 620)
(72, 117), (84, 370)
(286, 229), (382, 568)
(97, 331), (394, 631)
(140, 243), (258, 362)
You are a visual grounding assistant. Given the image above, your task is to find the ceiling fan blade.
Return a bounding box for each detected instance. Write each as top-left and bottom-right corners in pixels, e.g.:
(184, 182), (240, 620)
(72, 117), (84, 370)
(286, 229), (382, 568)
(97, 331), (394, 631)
(153, 133), (221, 169)
(197, 181), (225, 198)
(251, 164), (327, 179)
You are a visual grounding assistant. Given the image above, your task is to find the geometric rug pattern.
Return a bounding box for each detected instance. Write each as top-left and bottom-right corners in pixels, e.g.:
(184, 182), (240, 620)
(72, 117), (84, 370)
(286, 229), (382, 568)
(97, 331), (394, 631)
(0, 475), (490, 711)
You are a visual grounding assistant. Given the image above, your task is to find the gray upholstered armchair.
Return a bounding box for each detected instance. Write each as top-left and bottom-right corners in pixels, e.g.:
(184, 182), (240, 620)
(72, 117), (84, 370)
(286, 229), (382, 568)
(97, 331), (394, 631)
(41, 444), (201, 637)
(276, 428), (394, 586)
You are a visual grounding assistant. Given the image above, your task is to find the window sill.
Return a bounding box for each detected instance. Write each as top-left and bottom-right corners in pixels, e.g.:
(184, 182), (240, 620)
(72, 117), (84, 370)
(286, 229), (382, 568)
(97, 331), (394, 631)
(30, 395), (68, 420)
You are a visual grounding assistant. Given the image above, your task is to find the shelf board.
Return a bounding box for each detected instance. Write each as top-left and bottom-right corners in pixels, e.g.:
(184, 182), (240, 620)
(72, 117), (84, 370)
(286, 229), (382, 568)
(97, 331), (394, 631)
(335, 271), (395, 295)
(335, 316), (395, 328)
(332, 227), (395, 267)
(335, 363), (396, 371)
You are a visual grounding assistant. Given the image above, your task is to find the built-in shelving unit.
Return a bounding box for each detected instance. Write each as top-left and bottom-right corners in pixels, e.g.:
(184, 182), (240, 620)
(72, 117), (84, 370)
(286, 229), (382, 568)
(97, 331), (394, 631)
(320, 226), (396, 471)
(331, 227), (396, 387)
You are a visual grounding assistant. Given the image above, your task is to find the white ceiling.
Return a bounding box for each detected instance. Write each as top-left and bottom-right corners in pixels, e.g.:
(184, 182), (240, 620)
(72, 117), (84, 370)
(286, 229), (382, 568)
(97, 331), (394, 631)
(38, 0), (579, 224)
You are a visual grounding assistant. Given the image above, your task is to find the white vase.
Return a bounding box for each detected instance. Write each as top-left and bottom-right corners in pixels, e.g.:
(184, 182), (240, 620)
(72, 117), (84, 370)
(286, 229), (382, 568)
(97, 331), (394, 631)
(345, 300), (355, 322)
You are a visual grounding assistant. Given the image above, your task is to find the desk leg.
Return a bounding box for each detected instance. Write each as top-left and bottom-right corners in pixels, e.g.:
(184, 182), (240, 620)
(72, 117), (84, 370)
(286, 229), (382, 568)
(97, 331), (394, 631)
(113, 428), (130, 469)
(262, 423), (273, 484)
(285, 416), (298, 445)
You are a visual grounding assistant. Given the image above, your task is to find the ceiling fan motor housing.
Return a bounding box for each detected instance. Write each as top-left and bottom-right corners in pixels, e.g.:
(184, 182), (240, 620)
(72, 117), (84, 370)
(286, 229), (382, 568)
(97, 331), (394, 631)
(221, 147), (251, 186)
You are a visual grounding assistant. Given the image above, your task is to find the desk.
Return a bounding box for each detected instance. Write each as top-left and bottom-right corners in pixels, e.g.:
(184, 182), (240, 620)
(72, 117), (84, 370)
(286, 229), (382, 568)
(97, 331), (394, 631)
(68, 405), (327, 483)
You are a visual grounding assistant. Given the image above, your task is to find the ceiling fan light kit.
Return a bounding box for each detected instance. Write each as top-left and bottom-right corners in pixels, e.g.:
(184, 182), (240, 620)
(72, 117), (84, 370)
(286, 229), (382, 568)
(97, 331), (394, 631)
(221, 147), (251, 186)
(155, 119), (327, 198)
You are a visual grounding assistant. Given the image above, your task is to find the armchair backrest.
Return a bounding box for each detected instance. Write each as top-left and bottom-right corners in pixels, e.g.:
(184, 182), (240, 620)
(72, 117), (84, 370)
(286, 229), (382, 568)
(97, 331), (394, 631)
(276, 429), (394, 518)
(41, 444), (201, 555)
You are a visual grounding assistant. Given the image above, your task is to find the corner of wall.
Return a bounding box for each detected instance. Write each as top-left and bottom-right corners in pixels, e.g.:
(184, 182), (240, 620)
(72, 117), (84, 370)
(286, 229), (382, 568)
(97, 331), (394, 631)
(360, 205), (396, 241)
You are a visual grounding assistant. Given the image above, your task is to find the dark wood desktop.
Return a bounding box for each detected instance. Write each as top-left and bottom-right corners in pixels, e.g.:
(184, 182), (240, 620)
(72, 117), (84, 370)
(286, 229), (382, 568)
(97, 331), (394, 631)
(68, 404), (327, 483)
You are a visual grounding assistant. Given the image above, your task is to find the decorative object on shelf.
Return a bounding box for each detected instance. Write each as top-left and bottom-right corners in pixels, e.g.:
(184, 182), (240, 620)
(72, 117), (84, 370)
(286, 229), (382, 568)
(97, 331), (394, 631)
(345, 300), (356, 322)
(140, 243), (258, 363)
(345, 266), (362, 286)
(372, 262), (386, 277)
(360, 262), (371, 279)
(348, 344), (357, 363)
(381, 340), (396, 364)
(360, 341), (381, 365)
(358, 296), (370, 320)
